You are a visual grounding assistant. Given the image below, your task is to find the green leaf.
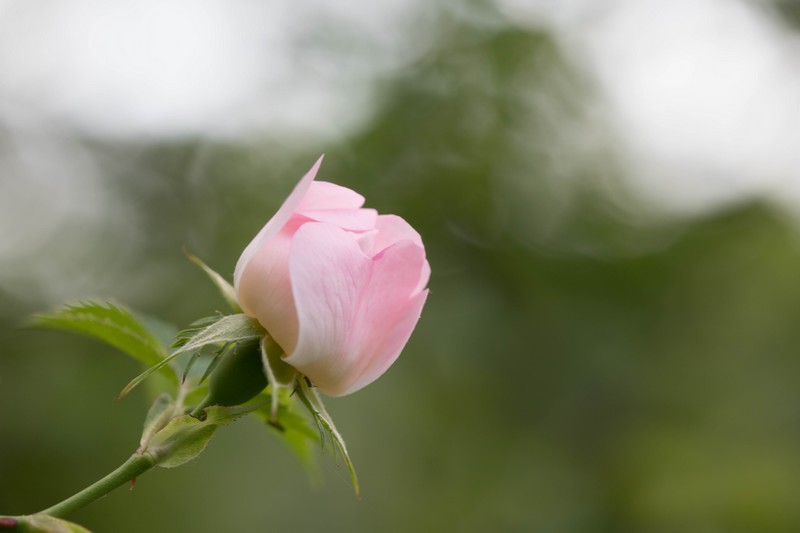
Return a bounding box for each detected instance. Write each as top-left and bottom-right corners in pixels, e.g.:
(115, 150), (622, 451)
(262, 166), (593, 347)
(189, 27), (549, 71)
(145, 404), (259, 468)
(119, 314), (265, 400)
(1, 514), (92, 532)
(139, 393), (175, 451)
(184, 248), (242, 313)
(296, 378), (360, 496)
(32, 301), (176, 382)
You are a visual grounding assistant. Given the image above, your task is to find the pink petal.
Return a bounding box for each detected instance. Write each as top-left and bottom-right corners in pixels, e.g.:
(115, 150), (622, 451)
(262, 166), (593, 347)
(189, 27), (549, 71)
(345, 289), (428, 395)
(287, 223), (428, 396)
(285, 222), (370, 392)
(235, 218), (304, 353)
(301, 208), (378, 231)
(354, 230), (377, 256)
(298, 181), (365, 211)
(372, 214), (424, 253)
(416, 259), (432, 294)
(342, 239), (429, 394)
(233, 156), (323, 290)
(373, 214), (430, 293)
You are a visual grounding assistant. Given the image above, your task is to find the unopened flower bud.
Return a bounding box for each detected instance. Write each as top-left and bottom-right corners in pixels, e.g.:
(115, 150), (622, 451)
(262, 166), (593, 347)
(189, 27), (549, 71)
(234, 157), (429, 396)
(193, 340), (267, 417)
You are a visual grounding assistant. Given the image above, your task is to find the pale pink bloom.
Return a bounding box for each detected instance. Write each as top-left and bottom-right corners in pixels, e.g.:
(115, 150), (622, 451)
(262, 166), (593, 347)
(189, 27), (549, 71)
(234, 157), (430, 396)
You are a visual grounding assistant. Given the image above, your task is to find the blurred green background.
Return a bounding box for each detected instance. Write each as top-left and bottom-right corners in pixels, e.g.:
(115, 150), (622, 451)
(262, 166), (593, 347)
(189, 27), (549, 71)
(3, 1), (800, 531)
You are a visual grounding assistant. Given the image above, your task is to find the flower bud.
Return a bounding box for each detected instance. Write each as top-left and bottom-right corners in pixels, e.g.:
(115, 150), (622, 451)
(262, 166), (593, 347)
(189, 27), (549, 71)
(195, 340), (267, 415)
(234, 157), (430, 396)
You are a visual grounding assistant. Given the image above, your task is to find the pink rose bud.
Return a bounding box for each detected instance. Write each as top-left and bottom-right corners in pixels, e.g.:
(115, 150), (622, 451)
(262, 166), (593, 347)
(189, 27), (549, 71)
(234, 157), (430, 396)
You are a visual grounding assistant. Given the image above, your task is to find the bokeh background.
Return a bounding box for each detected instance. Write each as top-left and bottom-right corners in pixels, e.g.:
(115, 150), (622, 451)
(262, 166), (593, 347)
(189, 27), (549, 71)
(3, 0), (800, 531)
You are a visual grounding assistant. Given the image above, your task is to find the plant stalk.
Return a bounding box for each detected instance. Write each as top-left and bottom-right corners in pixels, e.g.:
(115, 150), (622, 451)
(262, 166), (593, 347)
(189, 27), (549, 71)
(39, 452), (156, 518)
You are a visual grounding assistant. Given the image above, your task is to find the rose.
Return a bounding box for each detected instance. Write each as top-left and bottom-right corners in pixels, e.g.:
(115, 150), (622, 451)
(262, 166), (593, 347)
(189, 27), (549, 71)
(233, 157), (430, 396)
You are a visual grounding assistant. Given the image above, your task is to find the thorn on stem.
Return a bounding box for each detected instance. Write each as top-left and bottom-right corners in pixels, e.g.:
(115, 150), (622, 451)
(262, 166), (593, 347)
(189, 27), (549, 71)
(130, 477), (137, 491)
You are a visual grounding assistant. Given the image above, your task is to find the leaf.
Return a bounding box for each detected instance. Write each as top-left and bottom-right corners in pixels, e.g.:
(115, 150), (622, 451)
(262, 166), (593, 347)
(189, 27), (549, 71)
(32, 302), (176, 382)
(296, 378), (360, 496)
(119, 314), (265, 400)
(145, 404), (259, 468)
(2, 514), (92, 532)
(139, 393), (175, 451)
(184, 248), (242, 313)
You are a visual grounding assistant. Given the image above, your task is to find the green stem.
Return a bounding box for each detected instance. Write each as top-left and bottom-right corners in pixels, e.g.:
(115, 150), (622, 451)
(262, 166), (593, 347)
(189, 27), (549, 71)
(39, 452), (156, 518)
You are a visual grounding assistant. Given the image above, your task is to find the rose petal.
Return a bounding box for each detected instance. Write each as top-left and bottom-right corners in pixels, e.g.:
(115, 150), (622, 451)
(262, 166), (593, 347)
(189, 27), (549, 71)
(342, 240), (429, 395)
(285, 222), (369, 393)
(235, 218), (305, 352)
(372, 214), (424, 253)
(416, 259), (432, 294)
(374, 214), (430, 293)
(287, 223), (428, 396)
(233, 155), (323, 290)
(298, 181), (365, 211)
(345, 289), (428, 395)
(301, 208), (378, 232)
(354, 230), (377, 256)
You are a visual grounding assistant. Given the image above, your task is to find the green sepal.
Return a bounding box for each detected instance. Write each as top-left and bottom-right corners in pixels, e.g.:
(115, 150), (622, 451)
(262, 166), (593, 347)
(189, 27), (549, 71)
(259, 336), (296, 425)
(139, 393), (175, 452)
(31, 301), (177, 383)
(172, 315), (225, 349)
(180, 351), (203, 383)
(145, 404), (260, 468)
(252, 390), (321, 484)
(199, 347), (226, 383)
(296, 378), (360, 496)
(0, 514), (92, 532)
(119, 314), (265, 399)
(261, 336), (296, 386)
(183, 249), (242, 313)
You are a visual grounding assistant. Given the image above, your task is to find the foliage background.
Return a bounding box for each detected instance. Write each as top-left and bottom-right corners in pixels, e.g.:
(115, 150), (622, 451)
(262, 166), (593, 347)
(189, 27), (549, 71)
(3, 1), (800, 531)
